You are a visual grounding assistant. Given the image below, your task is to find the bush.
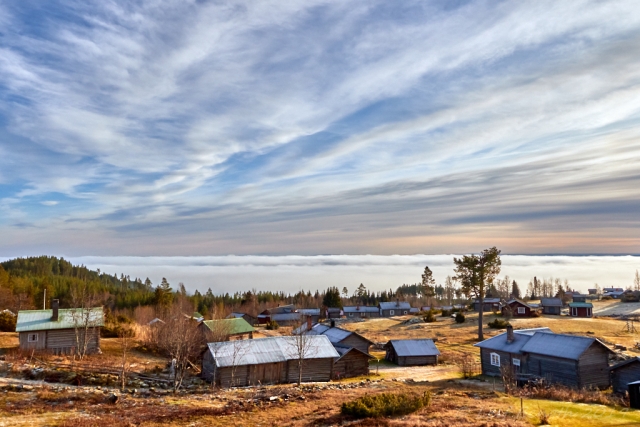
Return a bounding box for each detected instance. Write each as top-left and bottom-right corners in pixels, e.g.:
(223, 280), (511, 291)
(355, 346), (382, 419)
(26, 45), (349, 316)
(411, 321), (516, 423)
(602, 296), (613, 301)
(341, 391), (431, 418)
(265, 320), (279, 330)
(530, 310), (541, 318)
(454, 312), (465, 324)
(0, 311), (17, 332)
(422, 310), (436, 323)
(488, 318), (510, 329)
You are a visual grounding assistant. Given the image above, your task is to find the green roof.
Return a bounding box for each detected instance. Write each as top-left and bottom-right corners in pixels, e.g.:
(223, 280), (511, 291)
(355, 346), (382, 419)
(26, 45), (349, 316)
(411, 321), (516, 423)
(569, 302), (593, 308)
(201, 318), (254, 336)
(16, 307), (104, 332)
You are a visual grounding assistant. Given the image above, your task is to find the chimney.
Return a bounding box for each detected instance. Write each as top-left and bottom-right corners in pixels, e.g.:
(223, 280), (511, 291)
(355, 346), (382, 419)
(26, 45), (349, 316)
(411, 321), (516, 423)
(396, 298), (400, 307)
(51, 299), (59, 322)
(306, 315), (312, 331)
(330, 320), (335, 328)
(506, 325), (514, 343)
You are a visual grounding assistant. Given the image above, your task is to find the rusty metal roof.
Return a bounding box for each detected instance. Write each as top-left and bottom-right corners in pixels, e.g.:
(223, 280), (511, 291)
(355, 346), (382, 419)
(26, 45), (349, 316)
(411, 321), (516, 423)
(16, 308), (104, 332)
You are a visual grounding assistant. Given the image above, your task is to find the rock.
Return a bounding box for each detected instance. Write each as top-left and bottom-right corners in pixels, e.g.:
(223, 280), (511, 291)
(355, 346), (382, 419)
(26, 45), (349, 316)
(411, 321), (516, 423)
(107, 393), (119, 404)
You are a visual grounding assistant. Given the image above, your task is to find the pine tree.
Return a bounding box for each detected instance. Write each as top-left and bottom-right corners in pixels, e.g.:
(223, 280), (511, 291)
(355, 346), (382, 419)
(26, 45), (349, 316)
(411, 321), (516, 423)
(511, 280), (520, 299)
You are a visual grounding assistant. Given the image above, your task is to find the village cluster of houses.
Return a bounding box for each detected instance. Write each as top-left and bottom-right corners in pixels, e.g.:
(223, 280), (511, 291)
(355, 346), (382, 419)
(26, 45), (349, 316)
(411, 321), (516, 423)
(475, 294), (596, 318)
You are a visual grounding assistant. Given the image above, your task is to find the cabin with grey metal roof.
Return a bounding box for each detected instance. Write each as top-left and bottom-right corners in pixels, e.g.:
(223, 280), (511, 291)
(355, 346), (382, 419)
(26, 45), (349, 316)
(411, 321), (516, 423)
(379, 300), (412, 317)
(540, 298), (564, 315)
(15, 299), (104, 355)
(343, 305), (380, 318)
(611, 357), (640, 394)
(474, 326), (613, 388)
(226, 312), (257, 326)
(384, 339), (441, 366)
(201, 335), (339, 387)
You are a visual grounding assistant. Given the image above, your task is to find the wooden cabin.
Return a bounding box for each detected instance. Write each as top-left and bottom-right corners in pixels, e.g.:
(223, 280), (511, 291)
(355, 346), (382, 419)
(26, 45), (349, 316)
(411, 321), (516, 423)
(226, 312), (258, 326)
(384, 339), (440, 366)
(540, 298), (563, 315)
(343, 306), (380, 318)
(324, 307), (343, 319)
(611, 357), (640, 394)
(202, 335), (338, 387)
(502, 299), (533, 317)
(297, 309), (320, 323)
(379, 301), (412, 317)
(296, 322), (373, 354)
(257, 305), (301, 326)
(332, 345), (374, 379)
(473, 298), (501, 312)
(569, 302), (593, 318)
(199, 318), (255, 341)
(15, 300), (104, 355)
(474, 326), (613, 389)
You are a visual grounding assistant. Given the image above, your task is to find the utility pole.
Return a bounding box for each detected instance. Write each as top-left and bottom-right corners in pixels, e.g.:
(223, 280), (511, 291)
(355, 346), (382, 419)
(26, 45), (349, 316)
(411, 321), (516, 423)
(43, 289), (46, 310)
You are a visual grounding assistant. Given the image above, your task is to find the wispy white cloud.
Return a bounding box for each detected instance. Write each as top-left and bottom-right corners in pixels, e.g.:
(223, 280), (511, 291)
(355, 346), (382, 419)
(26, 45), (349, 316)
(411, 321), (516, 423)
(0, 1), (640, 255)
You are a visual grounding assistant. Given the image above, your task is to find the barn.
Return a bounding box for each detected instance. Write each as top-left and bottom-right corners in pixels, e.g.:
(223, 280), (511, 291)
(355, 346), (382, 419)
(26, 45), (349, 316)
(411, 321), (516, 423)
(610, 357), (640, 394)
(332, 344), (374, 379)
(384, 339), (440, 366)
(343, 306), (380, 318)
(199, 318), (255, 341)
(297, 322), (374, 354)
(257, 305), (299, 325)
(201, 335), (338, 387)
(473, 298), (501, 312)
(15, 300), (104, 355)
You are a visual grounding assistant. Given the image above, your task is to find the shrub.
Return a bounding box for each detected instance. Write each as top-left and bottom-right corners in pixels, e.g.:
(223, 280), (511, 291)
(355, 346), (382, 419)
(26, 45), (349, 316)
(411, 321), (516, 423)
(265, 320), (279, 330)
(602, 295), (613, 301)
(530, 310), (541, 318)
(0, 311), (17, 332)
(422, 310), (436, 323)
(454, 312), (465, 324)
(341, 391), (431, 418)
(488, 318), (510, 329)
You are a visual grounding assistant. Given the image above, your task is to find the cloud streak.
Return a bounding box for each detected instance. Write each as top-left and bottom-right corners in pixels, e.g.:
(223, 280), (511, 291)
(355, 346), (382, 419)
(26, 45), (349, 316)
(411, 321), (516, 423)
(0, 1), (639, 255)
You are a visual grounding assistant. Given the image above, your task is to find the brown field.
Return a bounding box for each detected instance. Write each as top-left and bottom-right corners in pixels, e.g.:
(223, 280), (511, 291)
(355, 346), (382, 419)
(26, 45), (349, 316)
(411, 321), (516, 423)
(2, 301), (640, 426)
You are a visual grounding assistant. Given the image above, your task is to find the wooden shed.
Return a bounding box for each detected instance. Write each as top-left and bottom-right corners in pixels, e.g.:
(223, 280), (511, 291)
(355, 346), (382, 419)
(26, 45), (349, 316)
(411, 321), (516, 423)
(257, 305), (299, 325)
(569, 302), (593, 318)
(384, 339), (440, 366)
(473, 298), (501, 312)
(332, 345), (374, 379)
(502, 299), (533, 317)
(540, 298), (563, 315)
(343, 306), (380, 318)
(15, 300), (104, 355)
(202, 335), (338, 387)
(610, 357), (640, 394)
(199, 318), (254, 341)
(296, 323), (374, 354)
(226, 312), (258, 326)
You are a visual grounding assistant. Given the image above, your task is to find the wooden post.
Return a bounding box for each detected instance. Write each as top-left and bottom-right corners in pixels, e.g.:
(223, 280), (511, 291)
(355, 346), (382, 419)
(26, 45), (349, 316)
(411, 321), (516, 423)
(520, 397), (524, 416)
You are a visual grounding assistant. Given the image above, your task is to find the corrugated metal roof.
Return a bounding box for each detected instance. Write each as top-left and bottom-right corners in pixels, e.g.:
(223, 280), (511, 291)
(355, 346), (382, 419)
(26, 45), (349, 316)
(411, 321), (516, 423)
(610, 357), (640, 371)
(540, 298), (563, 307)
(16, 308), (104, 332)
(207, 335), (339, 368)
(473, 328), (552, 353)
(520, 332), (608, 360)
(201, 318), (255, 335)
(321, 327), (352, 343)
(569, 302), (593, 308)
(379, 301), (411, 310)
(475, 298), (501, 303)
(298, 308), (320, 315)
(388, 339), (440, 357)
(333, 344), (375, 360)
(271, 313), (301, 322)
(343, 306), (379, 313)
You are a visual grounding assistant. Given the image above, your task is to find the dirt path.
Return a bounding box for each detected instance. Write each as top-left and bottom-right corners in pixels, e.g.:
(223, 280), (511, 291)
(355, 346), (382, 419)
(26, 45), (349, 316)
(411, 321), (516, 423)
(375, 364), (459, 381)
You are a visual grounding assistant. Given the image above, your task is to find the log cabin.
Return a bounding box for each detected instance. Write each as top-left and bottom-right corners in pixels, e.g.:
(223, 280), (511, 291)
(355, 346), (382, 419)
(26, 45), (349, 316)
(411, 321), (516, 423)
(610, 357), (640, 394)
(15, 299), (104, 355)
(384, 339), (440, 366)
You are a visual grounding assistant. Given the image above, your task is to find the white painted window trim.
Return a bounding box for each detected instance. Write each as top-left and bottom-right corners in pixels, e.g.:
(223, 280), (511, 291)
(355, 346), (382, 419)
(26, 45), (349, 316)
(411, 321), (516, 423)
(512, 358), (520, 366)
(389, 310), (395, 315)
(517, 307), (525, 314)
(403, 311), (408, 315)
(490, 352), (500, 367)
(28, 333), (38, 342)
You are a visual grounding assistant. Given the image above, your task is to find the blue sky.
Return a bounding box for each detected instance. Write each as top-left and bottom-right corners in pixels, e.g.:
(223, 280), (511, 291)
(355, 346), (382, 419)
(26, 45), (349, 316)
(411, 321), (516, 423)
(1, 0), (640, 256)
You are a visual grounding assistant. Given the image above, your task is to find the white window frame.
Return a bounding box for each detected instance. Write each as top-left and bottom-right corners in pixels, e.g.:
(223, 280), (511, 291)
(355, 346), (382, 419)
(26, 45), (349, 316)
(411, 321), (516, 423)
(360, 312), (366, 318)
(490, 352), (500, 367)
(517, 307), (525, 314)
(571, 307), (577, 316)
(389, 310), (395, 315)
(512, 358), (520, 366)
(403, 310), (408, 315)
(28, 333), (38, 343)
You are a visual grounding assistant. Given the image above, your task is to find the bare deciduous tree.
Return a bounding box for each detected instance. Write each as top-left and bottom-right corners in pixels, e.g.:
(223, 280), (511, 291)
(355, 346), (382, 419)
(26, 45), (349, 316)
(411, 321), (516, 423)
(118, 325), (133, 390)
(70, 281), (103, 360)
(289, 319), (318, 385)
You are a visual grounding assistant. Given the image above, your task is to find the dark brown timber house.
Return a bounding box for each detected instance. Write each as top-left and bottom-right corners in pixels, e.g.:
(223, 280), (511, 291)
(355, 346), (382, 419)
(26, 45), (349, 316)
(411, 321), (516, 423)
(474, 326), (613, 389)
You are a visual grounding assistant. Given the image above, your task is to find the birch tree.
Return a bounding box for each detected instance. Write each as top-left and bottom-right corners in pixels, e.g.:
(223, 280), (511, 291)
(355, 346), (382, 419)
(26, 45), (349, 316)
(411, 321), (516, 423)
(70, 281), (102, 360)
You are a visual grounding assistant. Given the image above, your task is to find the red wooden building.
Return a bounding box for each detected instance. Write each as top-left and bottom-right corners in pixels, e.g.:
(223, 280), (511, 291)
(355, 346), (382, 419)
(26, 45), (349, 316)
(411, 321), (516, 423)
(569, 302), (593, 318)
(501, 299), (533, 317)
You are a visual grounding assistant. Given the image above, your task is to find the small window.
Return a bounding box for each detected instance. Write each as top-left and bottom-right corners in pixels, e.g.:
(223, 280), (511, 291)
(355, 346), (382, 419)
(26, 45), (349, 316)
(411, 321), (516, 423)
(490, 352), (500, 367)
(349, 313), (353, 317)
(512, 358), (520, 366)
(360, 312), (366, 318)
(403, 311), (408, 315)
(517, 307), (525, 314)
(389, 310), (395, 315)
(28, 333), (38, 343)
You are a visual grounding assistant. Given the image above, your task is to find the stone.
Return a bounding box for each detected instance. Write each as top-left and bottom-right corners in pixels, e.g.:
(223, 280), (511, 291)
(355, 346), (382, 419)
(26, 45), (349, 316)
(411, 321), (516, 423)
(107, 393), (119, 404)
